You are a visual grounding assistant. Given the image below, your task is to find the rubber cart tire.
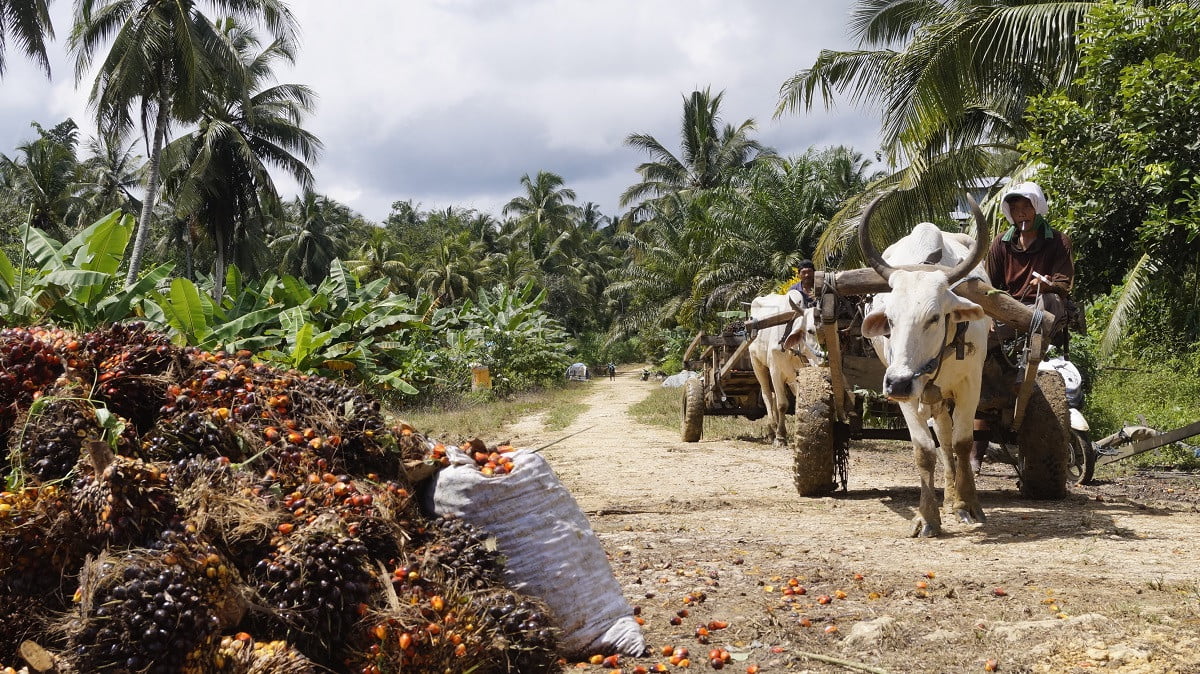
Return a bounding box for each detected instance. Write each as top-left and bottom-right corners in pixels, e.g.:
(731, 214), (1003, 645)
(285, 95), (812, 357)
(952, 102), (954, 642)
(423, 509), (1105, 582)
(681, 377), (704, 442)
(1017, 371), (1071, 499)
(791, 367), (838, 496)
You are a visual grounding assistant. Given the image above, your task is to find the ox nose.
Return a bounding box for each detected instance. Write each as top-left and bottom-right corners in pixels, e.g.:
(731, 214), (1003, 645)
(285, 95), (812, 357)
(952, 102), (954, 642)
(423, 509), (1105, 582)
(884, 373), (914, 400)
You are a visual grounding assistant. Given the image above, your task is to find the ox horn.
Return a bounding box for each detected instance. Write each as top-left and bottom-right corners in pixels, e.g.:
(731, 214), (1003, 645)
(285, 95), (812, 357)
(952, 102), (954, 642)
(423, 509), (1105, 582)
(945, 193), (989, 285)
(857, 192), (894, 281)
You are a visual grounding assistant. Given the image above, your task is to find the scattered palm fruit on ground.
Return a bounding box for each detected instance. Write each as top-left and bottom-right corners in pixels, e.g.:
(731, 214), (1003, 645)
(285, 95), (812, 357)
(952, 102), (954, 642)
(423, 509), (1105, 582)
(0, 323), (561, 673)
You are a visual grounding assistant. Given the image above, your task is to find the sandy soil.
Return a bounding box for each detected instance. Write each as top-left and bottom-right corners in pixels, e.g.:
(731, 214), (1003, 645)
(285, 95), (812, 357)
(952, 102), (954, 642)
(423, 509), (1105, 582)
(504, 369), (1200, 674)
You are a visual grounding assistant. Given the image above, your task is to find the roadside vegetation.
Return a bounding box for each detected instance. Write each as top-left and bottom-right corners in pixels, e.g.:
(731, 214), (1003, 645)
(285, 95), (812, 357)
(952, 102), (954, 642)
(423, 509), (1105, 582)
(400, 383), (592, 444)
(1, 0), (1198, 468)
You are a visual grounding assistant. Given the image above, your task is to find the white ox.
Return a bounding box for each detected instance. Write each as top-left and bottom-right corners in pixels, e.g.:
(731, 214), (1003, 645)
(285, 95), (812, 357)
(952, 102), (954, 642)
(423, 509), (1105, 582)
(749, 291), (824, 446)
(858, 195), (990, 537)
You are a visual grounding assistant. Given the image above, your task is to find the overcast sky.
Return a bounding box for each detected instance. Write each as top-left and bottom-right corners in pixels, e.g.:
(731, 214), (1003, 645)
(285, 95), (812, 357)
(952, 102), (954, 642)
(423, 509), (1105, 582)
(0, 0), (881, 224)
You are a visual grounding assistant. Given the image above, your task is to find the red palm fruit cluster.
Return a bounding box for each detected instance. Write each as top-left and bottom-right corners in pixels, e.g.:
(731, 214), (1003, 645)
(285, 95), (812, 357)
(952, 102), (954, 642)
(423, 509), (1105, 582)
(462, 437), (517, 476)
(82, 322), (179, 431)
(0, 327), (68, 442)
(349, 584), (559, 674)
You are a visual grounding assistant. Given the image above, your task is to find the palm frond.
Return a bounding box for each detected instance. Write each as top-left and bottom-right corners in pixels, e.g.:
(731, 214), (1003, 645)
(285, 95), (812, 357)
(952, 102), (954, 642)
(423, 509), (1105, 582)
(1100, 253), (1159, 357)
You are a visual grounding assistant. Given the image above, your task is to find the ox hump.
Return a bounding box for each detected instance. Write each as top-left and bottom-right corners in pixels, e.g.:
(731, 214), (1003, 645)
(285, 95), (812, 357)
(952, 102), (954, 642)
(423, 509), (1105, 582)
(883, 222), (946, 266)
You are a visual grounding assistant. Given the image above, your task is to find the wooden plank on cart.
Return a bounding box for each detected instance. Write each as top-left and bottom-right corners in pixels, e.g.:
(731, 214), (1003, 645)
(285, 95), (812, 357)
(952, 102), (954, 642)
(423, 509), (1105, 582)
(820, 292), (849, 422)
(717, 338), (753, 382)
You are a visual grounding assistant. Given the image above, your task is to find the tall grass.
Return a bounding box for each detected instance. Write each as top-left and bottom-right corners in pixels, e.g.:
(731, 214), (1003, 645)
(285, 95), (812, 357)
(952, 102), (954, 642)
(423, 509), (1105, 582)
(1084, 350), (1200, 471)
(393, 383), (592, 444)
(629, 386), (772, 442)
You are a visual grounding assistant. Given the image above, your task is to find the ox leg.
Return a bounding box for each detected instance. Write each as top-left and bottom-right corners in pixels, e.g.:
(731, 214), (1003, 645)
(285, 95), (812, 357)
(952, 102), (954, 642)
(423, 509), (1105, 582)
(898, 405), (941, 538)
(750, 357), (779, 445)
(770, 364), (794, 445)
(949, 391), (986, 525)
(929, 407), (960, 511)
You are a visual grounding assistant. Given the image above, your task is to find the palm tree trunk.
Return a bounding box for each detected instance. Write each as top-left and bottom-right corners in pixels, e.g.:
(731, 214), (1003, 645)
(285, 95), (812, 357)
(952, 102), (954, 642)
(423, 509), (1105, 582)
(183, 216), (196, 281)
(213, 226), (226, 301)
(125, 101), (169, 286)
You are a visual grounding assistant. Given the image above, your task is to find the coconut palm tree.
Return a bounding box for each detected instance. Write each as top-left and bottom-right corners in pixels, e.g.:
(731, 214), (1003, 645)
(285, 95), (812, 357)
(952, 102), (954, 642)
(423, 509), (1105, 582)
(162, 17), (320, 298)
(776, 0), (1099, 255)
(0, 0), (53, 76)
(503, 171), (577, 260)
(76, 129), (142, 222)
(416, 231), (483, 303)
(272, 189), (350, 285)
(622, 87), (776, 210)
(345, 228), (415, 295)
(69, 0), (299, 285)
(0, 119), (85, 240)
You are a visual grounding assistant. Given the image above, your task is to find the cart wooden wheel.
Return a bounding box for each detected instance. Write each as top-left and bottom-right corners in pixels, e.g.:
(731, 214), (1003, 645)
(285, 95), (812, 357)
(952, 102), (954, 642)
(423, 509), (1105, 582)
(1016, 371), (1071, 499)
(681, 377), (704, 442)
(791, 367), (838, 496)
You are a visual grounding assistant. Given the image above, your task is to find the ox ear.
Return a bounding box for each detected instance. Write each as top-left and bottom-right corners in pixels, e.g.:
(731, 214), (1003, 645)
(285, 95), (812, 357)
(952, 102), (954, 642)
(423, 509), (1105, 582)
(861, 309), (889, 338)
(781, 329), (805, 351)
(946, 294), (986, 324)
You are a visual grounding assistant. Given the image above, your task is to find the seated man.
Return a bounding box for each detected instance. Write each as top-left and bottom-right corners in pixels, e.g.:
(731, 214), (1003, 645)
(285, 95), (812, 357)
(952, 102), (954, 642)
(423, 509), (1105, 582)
(974, 181), (1078, 472)
(985, 181), (1076, 344)
(787, 259), (817, 309)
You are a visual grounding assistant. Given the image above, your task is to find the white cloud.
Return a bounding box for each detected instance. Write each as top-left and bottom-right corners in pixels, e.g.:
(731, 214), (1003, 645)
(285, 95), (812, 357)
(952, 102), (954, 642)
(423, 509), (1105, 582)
(1, 0), (880, 223)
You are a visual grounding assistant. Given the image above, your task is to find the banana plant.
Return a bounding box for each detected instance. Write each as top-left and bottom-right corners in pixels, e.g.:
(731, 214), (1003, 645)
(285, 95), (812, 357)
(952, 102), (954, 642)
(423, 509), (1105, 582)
(0, 210), (172, 329)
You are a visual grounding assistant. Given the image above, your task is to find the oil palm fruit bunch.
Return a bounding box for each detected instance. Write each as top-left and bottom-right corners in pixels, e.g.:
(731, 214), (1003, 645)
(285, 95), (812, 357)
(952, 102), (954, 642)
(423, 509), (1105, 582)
(410, 514), (505, 591)
(213, 634), (318, 673)
(284, 473), (416, 561)
(66, 550), (222, 673)
(246, 522), (377, 663)
(82, 322), (179, 431)
(142, 407), (244, 464)
(0, 485), (78, 661)
(70, 442), (179, 550)
(146, 526), (247, 630)
(13, 397), (103, 483)
(0, 327), (68, 441)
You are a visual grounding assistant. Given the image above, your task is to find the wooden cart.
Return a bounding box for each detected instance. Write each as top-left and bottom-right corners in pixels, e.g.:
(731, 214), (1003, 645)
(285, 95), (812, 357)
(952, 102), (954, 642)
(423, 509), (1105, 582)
(678, 322), (768, 442)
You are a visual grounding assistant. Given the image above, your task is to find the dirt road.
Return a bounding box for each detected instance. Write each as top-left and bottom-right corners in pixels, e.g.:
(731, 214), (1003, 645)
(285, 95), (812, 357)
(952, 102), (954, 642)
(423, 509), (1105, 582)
(505, 370), (1200, 673)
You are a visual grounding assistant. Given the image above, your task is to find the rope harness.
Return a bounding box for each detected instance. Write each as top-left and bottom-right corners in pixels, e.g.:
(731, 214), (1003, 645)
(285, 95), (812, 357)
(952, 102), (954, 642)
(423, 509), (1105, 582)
(911, 316), (970, 384)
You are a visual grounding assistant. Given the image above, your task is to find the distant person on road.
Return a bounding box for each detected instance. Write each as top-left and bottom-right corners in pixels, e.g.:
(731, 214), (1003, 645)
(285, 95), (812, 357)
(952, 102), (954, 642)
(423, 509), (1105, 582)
(606, 362), (616, 380)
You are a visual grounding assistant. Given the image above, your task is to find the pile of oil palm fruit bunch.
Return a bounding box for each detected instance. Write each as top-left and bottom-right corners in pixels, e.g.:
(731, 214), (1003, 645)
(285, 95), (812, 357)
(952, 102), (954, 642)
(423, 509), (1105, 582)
(0, 324), (561, 674)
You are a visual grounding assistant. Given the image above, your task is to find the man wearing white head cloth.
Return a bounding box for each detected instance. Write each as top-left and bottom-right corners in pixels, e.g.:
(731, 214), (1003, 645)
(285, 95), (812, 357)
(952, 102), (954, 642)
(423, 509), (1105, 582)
(973, 181), (1077, 472)
(986, 181), (1075, 305)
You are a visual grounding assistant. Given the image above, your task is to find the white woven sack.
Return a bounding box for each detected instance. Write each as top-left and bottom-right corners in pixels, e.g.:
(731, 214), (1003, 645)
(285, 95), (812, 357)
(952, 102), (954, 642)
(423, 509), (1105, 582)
(430, 447), (645, 657)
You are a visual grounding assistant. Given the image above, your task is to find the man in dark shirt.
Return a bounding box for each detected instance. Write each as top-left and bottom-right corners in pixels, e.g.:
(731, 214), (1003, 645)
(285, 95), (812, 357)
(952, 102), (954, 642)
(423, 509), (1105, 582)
(974, 181), (1076, 473)
(787, 259), (817, 309)
(986, 181), (1074, 325)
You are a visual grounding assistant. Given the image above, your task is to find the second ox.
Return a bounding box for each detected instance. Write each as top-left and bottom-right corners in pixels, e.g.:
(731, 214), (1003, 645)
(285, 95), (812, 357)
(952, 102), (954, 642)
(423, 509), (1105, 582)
(858, 195), (991, 537)
(749, 291), (824, 446)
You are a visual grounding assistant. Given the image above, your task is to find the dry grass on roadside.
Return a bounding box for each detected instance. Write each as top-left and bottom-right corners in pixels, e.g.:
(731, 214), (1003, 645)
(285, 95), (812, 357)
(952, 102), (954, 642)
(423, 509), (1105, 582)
(393, 383), (591, 443)
(629, 385), (771, 442)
